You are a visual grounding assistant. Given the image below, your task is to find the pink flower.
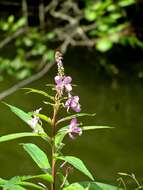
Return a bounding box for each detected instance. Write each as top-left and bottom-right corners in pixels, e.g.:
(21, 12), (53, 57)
(67, 118), (82, 139)
(27, 108), (42, 132)
(65, 95), (81, 112)
(54, 75), (72, 95)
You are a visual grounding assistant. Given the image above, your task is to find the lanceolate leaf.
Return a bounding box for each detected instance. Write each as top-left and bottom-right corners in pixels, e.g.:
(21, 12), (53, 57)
(82, 126), (113, 131)
(57, 156), (94, 181)
(80, 181), (123, 190)
(0, 176), (45, 190)
(55, 126), (68, 149)
(21, 173), (53, 183)
(34, 113), (52, 124)
(2, 176), (27, 190)
(3, 103), (45, 133)
(62, 181), (124, 190)
(62, 183), (85, 190)
(18, 182), (45, 190)
(0, 132), (39, 143)
(56, 113), (96, 125)
(23, 88), (54, 101)
(22, 143), (51, 171)
(96, 182), (123, 190)
(0, 174), (53, 190)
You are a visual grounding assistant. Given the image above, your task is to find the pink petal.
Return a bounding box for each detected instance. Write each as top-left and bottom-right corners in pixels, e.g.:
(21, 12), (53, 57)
(70, 100), (77, 108)
(70, 118), (77, 127)
(64, 76), (72, 84)
(54, 75), (63, 85)
(65, 99), (71, 107)
(73, 104), (81, 112)
(65, 84), (72, 92)
(73, 96), (79, 103)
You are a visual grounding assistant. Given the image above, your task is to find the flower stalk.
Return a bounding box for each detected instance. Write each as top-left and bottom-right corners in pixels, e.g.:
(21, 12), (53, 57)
(51, 100), (60, 190)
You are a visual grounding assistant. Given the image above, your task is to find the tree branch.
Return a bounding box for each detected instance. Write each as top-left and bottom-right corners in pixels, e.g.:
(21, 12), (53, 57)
(0, 62), (55, 100)
(0, 28), (27, 49)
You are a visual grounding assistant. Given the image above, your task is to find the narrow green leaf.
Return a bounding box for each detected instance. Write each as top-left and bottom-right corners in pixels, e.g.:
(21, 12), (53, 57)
(22, 143), (51, 171)
(6, 176), (21, 184)
(34, 113), (52, 124)
(3, 103), (45, 134)
(18, 182), (45, 190)
(21, 174), (53, 183)
(62, 182), (101, 190)
(79, 181), (123, 190)
(56, 113), (96, 125)
(96, 182), (123, 190)
(0, 132), (39, 143)
(57, 156), (94, 180)
(23, 88), (54, 101)
(62, 183), (85, 190)
(1, 174), (53, 190)
(62, 181), (124, 190)
(4, 102), (32, 123)
(34, 174), (53, 183)
(43, 101), (54, 107)
(2, 176), (26, 190)
(55, 126), (68, 149)
(82, 126), (113, 131)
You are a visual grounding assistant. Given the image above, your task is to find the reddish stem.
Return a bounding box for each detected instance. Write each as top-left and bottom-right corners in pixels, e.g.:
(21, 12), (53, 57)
(51, 102), (59, 190)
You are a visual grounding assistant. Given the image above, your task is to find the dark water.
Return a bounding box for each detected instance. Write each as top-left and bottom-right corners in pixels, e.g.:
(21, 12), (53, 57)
(0, 53), (143, 187)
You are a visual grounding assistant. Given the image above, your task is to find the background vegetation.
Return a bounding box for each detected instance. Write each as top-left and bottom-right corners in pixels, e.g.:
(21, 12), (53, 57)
(0, 0), (143, 86)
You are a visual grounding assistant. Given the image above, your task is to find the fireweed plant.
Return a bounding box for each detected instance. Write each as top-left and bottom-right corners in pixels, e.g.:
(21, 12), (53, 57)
(0, 51), (116, 190)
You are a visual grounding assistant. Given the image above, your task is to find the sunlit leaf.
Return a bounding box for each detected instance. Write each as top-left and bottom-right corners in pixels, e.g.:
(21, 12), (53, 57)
(3, 176), (27, 190)
(85, 9), (97, 21)
(3, 102), (45, 134)
(96, 182), (123, 190)
(34, 113), (52, 124)
(5, 185), (26, 190)
(12, 17), (27, 32)
(55, 126), (68, 149)
(96, 38), (113, 52)
(18, 182), (45, 190)
(56, 113), (96, 125)
(82, 126), (113, 131)
(62, 181), (124, 190)
(62, 183), (85, 190)
(0, 132), (39, 143)
(1, 176), (46, 190)
(22, 143), (51, 171)
(118, 0), (135, 7)
(8, 15), (15, 24)
(21, 173), (53, 183)
(23, 88), (54, 100)
(57, 156), (94, 180)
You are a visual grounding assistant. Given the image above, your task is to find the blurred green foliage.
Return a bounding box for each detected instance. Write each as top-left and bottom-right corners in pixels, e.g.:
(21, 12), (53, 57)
(84, 0), (143, 52)
(0, 0), (142, 81)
